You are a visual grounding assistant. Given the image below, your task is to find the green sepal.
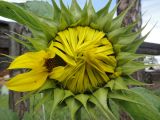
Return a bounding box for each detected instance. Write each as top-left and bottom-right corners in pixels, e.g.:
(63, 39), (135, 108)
(65, 97), (81, 120)
(94, 3), (118, 31)
(78, 1), (89, 26)
(124, 23), (155, 52)
(116, 52), (146, 66)
(97, 0), (112, 16)
(113, 77), (128, 90)
(87, 0), (96, 22)
(75, 94), (89, 111)
(60, 0), (74, 25)
(115, 26), (145, 45)
(107, 17), (139, 40)
(89, 88), (117, 120)
(106, 76), (128, 91)
(70, 0), (82, 21)
(124, 30), (151, 53)
(62, 90), (74, 101)
(75, 94), (94, 119)
(124, 76), (146, 86)
(50, 88), (65, 119)
(105, 80), (115, 90)
(117, 61), (149, 75)
(37, 79), (56, 93)
(51, 0), (61, 22)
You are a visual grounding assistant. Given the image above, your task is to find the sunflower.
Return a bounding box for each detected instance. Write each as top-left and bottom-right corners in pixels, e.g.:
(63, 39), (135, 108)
(6, 42), (58, 91)
(0, 0), (160, 120)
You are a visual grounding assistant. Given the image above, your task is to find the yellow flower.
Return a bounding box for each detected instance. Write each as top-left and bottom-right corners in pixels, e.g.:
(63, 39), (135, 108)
(6, 26), (117, 93)
(50, 26), (117, 93)
(6, 43), (60, 91)
(1, 1), (159, 120)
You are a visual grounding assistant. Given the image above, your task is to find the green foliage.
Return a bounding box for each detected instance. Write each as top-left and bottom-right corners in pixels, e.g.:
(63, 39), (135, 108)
(0, 0), (160, 120)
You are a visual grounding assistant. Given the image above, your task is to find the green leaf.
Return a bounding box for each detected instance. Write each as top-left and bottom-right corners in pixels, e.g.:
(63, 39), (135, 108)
(0, 1), (55, 39)
(65, 97), (81, 120)
(23, 1), (53, 19)
(131, 87), (160, 111)
(0, 1), (41, 31)
(108, 90), (145, 105)
(108, 99), (120, 119)
(112, 88), (160, 120)
(0, 109), (18, 120)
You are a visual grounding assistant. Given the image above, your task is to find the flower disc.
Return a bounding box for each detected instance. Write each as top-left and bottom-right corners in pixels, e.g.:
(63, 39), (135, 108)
(51, 26), (117, 93)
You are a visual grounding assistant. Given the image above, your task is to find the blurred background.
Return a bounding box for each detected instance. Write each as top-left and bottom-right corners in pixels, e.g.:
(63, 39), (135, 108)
(0, 0), (160, 120)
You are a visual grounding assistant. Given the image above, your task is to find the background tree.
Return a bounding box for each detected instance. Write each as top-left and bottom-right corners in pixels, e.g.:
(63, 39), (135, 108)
(117, 0), (142, 120)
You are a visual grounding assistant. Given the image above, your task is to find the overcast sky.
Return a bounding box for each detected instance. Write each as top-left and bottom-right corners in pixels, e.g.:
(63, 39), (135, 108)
(1, 0), (160, 44)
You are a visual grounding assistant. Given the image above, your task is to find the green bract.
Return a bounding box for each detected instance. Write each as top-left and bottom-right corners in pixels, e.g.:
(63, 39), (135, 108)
(0, 0), (160, 120)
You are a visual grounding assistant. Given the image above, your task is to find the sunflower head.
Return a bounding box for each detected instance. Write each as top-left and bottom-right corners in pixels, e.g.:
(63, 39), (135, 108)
(51, 26), (117, 93)
(1, 0), (159, 119)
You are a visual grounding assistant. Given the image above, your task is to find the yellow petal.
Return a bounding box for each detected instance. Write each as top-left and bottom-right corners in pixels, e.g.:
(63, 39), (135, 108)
(5, 70), (48, 92)
(49, 66), (64, 79)
(55, 48), (76, 66)
(8, 50), (47, 69)
(48, 41), (56, 58)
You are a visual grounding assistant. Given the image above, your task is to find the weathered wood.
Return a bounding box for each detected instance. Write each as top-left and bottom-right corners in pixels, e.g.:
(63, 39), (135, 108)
(8, 22), (30, 120)
(137, 42), (160, 55)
